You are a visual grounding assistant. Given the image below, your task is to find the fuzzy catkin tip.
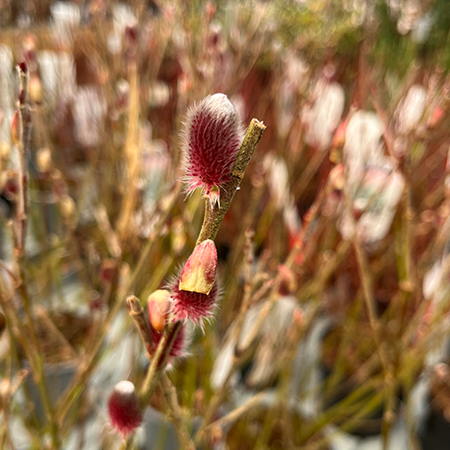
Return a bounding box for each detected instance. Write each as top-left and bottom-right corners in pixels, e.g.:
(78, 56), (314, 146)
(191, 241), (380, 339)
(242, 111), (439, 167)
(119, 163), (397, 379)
(181, 93), (244, 205)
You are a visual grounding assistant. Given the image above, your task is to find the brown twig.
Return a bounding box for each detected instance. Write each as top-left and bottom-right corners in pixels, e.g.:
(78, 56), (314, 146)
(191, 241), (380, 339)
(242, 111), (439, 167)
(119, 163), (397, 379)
(202, 392), (266, 437)
(0, 260), (19, 285)
(15, 64), (32, 255)
(126, 296), (152, 357)
(10, 63), (61, 449)
(133, 116), (266, 445)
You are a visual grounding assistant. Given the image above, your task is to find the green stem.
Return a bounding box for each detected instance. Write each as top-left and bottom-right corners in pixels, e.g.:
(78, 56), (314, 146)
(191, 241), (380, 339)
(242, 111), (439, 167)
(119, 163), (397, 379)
(196, 119), (266, 245)
(138, 321), (183, 409)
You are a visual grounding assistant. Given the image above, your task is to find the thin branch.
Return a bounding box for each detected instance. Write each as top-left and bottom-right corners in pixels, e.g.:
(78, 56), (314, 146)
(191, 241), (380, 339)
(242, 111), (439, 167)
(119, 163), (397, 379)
(127, 299), (195, 449)
(138, 321), (183, 409)
(0, 260), (18, 285)
(201, 392), (266, 438)
(126, 296), (152, 357)
(16, 64), (32, 255)
(196, 119), (266, 245)
(11, 63), (61, 449)
(353, 236), (390, 374)
(160, 374), (195, 450)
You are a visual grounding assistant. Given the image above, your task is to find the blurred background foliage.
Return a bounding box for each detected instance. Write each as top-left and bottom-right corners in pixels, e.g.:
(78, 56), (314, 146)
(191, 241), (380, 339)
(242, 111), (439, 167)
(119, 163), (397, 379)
(0, 0), (450, 449)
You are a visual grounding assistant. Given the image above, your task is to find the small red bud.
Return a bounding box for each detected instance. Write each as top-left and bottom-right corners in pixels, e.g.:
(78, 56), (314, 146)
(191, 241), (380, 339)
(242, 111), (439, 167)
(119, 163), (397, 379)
(124, 25), (138, 46)
(3, 174), (19, 200)
(108, 381), (143, 439)
(100, 259), (116, 284)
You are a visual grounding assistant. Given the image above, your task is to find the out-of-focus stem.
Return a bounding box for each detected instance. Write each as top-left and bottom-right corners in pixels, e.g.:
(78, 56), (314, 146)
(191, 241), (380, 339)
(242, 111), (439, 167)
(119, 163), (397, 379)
(201, 392), (266, 436)
(11, 64), (61, 449)
(117, 63), (140, 241)
(16, 65), (32, 254)
(196, 179), (331, 444)
(231, 229), (255, 353)
(160, 374), (195, 450)
(353, 237), (390, 373)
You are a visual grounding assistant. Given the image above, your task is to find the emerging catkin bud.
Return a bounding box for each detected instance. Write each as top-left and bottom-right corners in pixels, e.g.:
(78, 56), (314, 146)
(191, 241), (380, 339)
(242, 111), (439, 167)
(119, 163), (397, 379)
(108, 381), (143, 439)
(181, 93), (244, 205)
(179, 240), (217, 294)
(147, 289), (171, 332)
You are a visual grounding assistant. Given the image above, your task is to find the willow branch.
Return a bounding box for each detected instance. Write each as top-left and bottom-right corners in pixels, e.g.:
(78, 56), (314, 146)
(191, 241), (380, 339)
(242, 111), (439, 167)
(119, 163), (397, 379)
(138, 321), (183, 409)
(131, 118), (266, 442)
(196, 119), (266, 245)
(16, 64), (32, 255)
(201, 392), (266, 437)
(126, 296), (152, 357)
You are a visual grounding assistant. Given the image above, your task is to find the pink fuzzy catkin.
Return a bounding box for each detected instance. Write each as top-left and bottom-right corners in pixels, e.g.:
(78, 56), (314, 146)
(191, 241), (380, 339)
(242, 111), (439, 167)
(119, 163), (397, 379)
(169, 274), (220, 328)
(108, 381), (143, 438)
(181, 93), (244, 205)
